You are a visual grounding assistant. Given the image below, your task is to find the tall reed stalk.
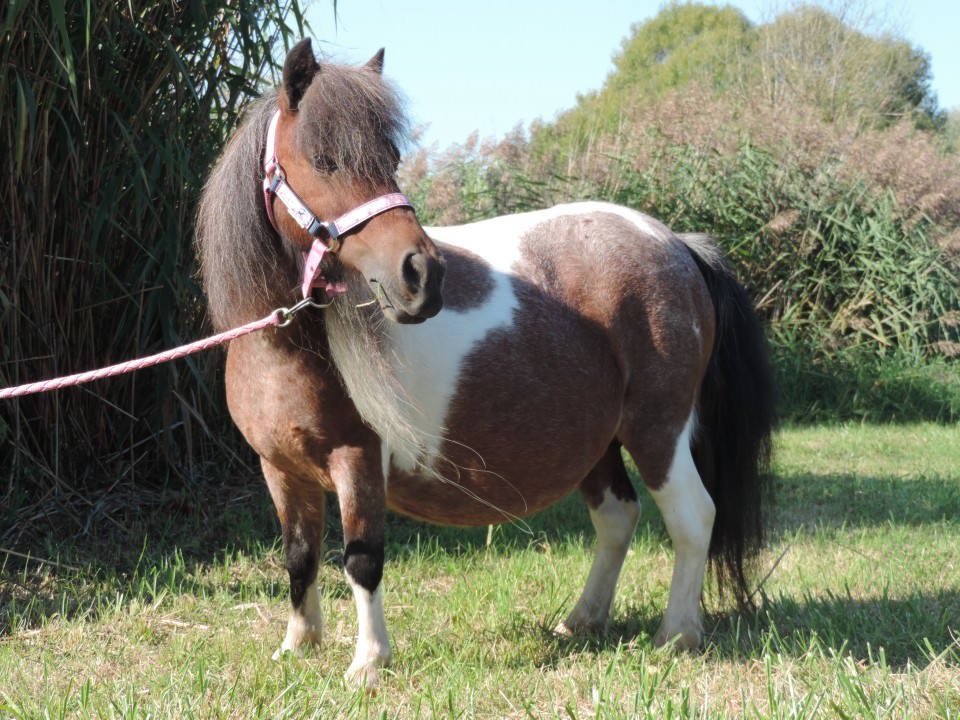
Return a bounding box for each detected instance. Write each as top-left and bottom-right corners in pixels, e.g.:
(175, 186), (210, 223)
(0, 2), (305, 541)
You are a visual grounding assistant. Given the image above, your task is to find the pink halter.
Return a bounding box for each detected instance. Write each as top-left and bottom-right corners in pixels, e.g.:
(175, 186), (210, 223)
(261, 110), (414, 299)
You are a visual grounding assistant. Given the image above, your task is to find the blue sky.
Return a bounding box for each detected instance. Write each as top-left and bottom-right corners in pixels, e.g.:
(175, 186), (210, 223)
(305, 1), (960, 150)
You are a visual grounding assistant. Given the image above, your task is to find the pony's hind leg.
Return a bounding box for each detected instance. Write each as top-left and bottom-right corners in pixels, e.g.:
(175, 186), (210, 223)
(637, 414), (715, 650)
(261, 458), (326, 660)
(556, 442), (640, 636)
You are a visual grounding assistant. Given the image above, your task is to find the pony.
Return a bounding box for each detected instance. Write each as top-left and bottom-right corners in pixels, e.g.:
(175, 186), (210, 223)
(196, 39), (776, 689)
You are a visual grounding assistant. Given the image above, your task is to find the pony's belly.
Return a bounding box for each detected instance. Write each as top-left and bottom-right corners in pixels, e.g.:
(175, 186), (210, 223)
(380, 224), (629, 526)
(384, 346), (623, 528)
(384, 460), (586, 527)
(381, 333), (624, 526)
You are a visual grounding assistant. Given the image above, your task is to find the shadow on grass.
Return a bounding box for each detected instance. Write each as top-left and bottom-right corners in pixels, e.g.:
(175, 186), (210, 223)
(372, 467), (960, 674)
(0, 477), (283, 635)
(773, 345), (960, 425)
(3, 513), (957, 675)
(3, 459), (958, 675)
(477, 586), (959, 674)
(772, 469), (960, 534)
(710, 588), (960, 670)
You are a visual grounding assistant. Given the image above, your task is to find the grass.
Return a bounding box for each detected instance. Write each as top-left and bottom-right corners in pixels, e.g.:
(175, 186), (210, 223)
(1, 424), (959, 718)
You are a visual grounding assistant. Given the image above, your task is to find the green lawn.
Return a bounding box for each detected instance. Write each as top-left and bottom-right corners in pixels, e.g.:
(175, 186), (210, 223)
(1, 424), (958, 718)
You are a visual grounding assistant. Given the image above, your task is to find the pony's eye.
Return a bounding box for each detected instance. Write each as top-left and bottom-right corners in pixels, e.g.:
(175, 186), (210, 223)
(312, 154), (338, 174)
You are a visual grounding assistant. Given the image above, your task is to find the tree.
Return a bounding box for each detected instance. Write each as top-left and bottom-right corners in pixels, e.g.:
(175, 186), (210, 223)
(536, 3), (753, 160)
(946, 109), (960, 152)
(533, 1), (944, 164)
(604, 2), (753, 101)
(752, 4), (942, 128)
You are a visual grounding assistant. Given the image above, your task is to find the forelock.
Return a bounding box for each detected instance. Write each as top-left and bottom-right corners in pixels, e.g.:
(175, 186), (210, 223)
(296, 62), (410, 182)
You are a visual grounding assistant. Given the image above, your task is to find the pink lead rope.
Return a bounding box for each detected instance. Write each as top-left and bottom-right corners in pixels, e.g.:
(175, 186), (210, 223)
(1, 107), (415, 400)
(0, 311), (283, 400)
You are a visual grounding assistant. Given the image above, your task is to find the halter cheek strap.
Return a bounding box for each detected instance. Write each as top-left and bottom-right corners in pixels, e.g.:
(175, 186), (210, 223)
(262, 110), (415, 299)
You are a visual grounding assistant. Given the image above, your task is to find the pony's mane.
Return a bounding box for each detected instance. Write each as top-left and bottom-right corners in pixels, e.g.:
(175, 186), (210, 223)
(195, 59), (411, 331)
(296, 61), (410, 183)
(196, 93), (294, 331)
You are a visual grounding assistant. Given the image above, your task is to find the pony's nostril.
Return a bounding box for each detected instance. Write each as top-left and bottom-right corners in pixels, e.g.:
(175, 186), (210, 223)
(402, 252), (427, 293)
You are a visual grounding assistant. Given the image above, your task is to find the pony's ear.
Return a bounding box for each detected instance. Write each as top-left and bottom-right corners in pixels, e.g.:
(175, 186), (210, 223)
(366, 48), (385, 74)
(281, 38), (320, 112)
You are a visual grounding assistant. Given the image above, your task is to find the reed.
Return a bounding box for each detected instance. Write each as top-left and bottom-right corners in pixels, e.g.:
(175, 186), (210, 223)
(0, 2), (305, 541)
(608, 141), (960, 362)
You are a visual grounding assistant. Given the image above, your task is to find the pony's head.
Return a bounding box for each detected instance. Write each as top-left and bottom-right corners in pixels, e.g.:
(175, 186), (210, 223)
(269, 39), (444, 323)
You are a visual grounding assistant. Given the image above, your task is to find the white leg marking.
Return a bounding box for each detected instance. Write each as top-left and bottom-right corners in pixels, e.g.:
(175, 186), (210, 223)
(648, 414), (715, 650)
(345, 579), (392, 690)
(556, 488), (640, 635)
(272, 576), (323, 660)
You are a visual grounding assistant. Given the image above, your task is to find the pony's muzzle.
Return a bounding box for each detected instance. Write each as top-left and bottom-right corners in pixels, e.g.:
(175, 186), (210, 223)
(394, 250), (444, 323)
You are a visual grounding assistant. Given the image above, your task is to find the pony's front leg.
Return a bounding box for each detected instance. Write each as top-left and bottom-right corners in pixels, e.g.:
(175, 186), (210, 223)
(330, 444), (392, 690)
(261, 458), (326, 659)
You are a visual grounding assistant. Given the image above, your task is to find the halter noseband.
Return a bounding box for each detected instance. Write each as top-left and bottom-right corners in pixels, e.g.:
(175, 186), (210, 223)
(262, 110), (414, 300)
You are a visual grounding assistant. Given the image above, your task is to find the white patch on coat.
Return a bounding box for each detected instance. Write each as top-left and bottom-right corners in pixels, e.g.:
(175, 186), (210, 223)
(272, 576), (322, 660)
(380, 202), (674, 475)
(345, 578), (392, 687)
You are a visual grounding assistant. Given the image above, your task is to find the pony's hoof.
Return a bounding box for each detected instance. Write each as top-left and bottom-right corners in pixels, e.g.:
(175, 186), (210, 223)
(272, 618), (323, 661)
(272, 643), (302, 661)
(345, 660), (383, 692)
(554, 620), (602, 637)
(271, 632), (322, 661)
(653, 622), (702, 651)
(554, 614), (606, 637)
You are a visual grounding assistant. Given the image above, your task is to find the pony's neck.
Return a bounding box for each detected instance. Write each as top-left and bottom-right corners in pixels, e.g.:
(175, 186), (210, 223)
(324, 293), (431, 473)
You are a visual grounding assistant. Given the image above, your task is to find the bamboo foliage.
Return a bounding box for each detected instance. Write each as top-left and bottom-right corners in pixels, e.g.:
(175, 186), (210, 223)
(1, 1), (305, 538)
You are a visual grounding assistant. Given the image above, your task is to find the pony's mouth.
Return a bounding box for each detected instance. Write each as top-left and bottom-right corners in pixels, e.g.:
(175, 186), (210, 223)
(328, 252), (443, 324)
(368, 279), (434, 324)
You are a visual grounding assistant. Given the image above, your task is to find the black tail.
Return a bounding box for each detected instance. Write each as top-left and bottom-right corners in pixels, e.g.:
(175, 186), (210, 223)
(679, 233), (776, 606)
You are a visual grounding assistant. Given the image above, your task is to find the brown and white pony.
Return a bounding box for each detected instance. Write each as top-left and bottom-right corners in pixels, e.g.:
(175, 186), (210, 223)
(196, 39), (775, 689)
